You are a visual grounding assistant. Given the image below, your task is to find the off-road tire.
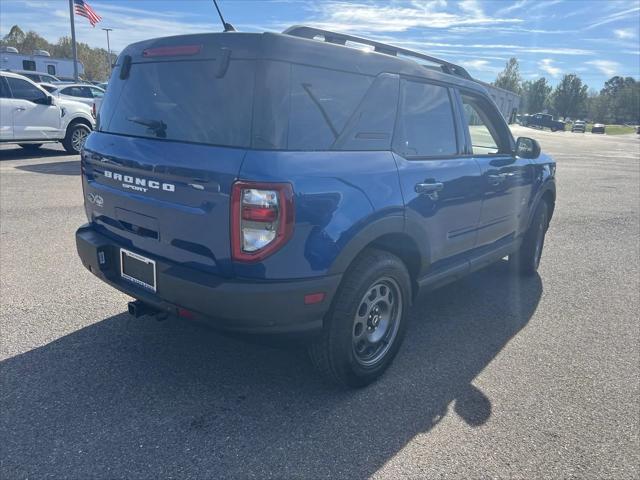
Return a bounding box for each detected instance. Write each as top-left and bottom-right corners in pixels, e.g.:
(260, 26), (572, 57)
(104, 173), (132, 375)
(308, 248), (411, 388)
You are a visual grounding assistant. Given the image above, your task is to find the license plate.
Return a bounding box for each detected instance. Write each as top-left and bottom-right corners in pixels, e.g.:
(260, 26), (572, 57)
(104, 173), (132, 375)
(120, 249), (156, 292)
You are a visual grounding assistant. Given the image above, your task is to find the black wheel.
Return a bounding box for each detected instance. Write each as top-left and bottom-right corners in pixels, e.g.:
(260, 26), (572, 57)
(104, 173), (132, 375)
(308, 248), (411, 388)
(550, 127), (557, 132)
(510, 201), (549, 276)
(18, 143), (42, 150)
(62, 122), (90, 154)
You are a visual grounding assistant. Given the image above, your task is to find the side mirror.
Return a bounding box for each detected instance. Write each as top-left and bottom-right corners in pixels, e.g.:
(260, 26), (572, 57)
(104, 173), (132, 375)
(33, 95), (54, 106)
(515, 137), (541, 159)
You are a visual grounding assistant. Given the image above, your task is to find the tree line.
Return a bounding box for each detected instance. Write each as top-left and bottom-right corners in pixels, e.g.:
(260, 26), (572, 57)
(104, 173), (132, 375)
(493, 57), (639, 124)
(1, 25), (113, 81)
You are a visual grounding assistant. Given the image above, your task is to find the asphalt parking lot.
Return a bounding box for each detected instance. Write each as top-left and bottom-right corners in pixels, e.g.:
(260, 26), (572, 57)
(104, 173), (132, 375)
(1, 126), (638, 479)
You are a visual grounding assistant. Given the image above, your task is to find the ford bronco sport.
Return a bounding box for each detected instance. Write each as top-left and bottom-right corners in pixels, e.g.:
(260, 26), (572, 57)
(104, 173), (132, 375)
(76, 26), (556, 387)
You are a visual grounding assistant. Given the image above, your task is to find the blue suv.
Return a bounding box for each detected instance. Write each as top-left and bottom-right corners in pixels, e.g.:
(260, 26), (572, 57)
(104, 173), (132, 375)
(76, 26), (556, 387)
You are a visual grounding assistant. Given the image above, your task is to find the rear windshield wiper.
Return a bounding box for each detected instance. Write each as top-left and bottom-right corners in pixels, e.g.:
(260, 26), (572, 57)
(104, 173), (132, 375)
(126, 116), (167, 138)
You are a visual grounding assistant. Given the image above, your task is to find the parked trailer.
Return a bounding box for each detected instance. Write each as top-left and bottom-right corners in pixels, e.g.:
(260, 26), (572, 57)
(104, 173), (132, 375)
(478, 81), (521, 124)
(0, 48), (84, 80)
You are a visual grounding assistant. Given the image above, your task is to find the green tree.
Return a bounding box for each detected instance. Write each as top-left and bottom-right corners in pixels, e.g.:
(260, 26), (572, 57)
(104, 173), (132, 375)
(493, 57), (522, 94)
(551, 74), (588, 119)
(1, 25), (25, 47)
(522, 77), (552, 113)
(599, 76), (639, 123)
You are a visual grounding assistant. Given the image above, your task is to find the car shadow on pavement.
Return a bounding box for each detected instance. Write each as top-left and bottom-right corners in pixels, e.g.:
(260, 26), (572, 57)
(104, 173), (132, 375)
(15, 161), (80, 176)
(0, 146), (70, 161)
(1, 261), (541, 478)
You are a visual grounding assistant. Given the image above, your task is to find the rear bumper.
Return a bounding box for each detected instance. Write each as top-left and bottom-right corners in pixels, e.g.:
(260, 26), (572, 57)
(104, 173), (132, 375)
(76, 224), (341, 334)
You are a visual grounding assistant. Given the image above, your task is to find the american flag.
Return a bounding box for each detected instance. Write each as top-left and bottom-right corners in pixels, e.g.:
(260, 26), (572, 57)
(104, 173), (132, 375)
(74, 0), (102, 27)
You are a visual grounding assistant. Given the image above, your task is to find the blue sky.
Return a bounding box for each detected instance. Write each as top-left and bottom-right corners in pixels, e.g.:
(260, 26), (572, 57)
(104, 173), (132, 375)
(1, 0), (638, 89)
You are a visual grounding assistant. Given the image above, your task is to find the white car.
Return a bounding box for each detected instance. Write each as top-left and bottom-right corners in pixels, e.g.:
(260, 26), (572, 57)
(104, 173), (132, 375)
(0, 71), (94, 154)
(51, 83), (105, 107)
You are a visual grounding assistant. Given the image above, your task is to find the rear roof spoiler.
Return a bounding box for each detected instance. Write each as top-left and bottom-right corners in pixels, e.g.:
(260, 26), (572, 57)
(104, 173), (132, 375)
(282, 25), (473, 81)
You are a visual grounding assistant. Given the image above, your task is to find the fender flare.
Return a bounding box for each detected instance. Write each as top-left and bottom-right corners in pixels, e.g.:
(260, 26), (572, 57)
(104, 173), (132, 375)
(328, 215), (429, 276)
(527, 179), (556, 229)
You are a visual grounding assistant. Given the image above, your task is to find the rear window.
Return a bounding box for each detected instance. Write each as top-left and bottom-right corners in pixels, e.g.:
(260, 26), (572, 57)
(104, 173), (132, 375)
(98, 59), (255, 148)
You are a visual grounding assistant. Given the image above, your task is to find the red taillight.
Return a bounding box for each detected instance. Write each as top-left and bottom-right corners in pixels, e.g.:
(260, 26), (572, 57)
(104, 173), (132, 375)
(242, 205), (278, 223)
(91, 102), (96, 118)
(231, 181), (294, 262)
(142, 44), (202, 57)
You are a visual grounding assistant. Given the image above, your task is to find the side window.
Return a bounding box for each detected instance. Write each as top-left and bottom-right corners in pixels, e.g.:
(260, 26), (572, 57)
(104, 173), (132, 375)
(288, 65), (373, 150)
(0, 78), (10, 98)
(63, 86), (90, 98)
(47, 65), (56, 75)
(461, 94), (502, 155)
(393, 80), (457, 158)
(5, 77), (46, 102)
(22, 60), (36, 71)
(79, 86), (93, 98)
(89, 87), (104, 98)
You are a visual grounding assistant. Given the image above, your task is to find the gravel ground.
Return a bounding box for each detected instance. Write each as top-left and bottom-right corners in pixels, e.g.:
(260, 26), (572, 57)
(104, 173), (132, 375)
(1, 127), (639, 479)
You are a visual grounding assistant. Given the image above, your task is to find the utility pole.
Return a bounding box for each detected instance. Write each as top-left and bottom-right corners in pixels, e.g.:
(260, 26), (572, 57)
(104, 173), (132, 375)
(68, 0), (79, 81)
(102, 28), (113, 75)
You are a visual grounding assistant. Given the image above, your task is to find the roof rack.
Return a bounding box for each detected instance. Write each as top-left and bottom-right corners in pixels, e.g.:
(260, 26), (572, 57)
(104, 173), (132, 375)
(282, 25), (472, 81)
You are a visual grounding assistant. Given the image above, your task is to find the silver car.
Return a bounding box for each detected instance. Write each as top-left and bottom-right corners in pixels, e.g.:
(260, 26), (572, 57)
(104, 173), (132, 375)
(51, 83), (105, 107)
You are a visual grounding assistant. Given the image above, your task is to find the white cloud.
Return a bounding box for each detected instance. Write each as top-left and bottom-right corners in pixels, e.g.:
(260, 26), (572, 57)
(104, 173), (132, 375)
(539, 58), (562, 77)
(585, 60), (620, 76)
(458, 59), (502, 74)
(614, 28), (635, 39)
(495, 0), (529, 16)
(302, 0), (523, 34)
(586, 6), (640, 29)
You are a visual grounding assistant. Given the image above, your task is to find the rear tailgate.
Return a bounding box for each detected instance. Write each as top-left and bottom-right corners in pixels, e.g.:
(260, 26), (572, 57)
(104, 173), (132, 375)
(82, 134), (245, 277)
(82, 33), (261, 277)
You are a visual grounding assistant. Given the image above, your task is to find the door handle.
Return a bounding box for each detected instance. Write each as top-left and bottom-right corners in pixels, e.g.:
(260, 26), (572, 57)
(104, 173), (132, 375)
(14, 107), (26, 112)
(415, 182), (444, 200)
(487, 174), (506, 186)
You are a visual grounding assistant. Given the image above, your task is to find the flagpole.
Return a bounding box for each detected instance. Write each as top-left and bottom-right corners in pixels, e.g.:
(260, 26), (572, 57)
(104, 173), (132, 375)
(68, 0), (79, 81)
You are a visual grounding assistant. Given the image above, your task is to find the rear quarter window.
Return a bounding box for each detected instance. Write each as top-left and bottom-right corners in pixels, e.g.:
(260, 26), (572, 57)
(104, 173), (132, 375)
(287, 65), (373, 150)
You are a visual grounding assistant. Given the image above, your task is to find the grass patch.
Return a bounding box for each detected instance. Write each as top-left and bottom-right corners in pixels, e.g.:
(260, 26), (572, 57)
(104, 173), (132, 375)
(564, 123), (637, 135)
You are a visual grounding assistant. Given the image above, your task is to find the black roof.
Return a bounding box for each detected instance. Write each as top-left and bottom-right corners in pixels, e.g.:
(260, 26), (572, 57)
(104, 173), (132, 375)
(118, 27), (488, 96)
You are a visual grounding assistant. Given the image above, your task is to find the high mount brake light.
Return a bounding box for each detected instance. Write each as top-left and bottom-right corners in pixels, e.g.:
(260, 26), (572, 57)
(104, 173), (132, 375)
(142, 45), (202, 57)
(231, 181), (294, 262)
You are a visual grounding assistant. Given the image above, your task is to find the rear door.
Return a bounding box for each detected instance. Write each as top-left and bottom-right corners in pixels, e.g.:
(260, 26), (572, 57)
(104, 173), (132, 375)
(0, 77), (13, 140)
(394, 79), (484, 266)
(83, 46), (256, 277)
(458, 90), (534, 247)
(4, 76), (62, 140)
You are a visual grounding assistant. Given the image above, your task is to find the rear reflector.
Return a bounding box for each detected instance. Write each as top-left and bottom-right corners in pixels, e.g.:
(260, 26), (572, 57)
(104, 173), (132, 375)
(178, 308), (195, 319)
(143, 45), (202, 57)
(304, 293), (326, 305)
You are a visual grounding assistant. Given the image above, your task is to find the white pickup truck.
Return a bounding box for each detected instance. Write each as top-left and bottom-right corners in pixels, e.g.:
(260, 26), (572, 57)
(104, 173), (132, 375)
(0, 71), (94, 154)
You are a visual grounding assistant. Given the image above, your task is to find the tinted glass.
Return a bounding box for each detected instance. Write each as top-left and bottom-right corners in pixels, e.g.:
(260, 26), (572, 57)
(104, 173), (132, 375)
(100, 59), (254, 148)
(90, 87), (104, 98)
(394, 80), (457, 157)
(461, 94), (500, 155)
(22, 60), (36, 71)
(288, 65), (373, 150)
(62, 86), (91, 98)
(0, 78), (9, 98)
(47, 65), (56, 75)
(6, 77), (46, 102)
